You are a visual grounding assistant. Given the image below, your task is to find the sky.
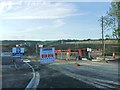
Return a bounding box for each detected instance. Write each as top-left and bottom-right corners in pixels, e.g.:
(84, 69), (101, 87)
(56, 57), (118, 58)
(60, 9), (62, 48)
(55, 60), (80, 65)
(0, 0), (112, 41)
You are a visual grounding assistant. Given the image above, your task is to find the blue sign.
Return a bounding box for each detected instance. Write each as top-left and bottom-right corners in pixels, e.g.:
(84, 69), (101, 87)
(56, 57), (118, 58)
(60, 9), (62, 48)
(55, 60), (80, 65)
(40, 48), (55, 64)
(12, 47), (24, 56)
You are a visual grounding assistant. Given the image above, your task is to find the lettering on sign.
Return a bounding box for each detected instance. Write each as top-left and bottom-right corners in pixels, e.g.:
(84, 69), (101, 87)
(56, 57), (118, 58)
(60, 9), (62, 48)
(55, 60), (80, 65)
(40, 48), (55, 64)
(12, 47), (24, 56)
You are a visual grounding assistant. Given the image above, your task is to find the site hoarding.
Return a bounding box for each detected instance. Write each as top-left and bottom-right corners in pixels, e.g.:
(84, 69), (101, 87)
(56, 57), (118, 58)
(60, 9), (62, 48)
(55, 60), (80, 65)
(12, 47), (24, 56)
(40, 48), (55, 64)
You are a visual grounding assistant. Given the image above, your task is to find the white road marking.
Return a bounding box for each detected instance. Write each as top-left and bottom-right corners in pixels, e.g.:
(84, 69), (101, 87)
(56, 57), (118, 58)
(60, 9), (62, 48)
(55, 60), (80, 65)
(48, 65), (119, 88)
(25, 62), (40, 90)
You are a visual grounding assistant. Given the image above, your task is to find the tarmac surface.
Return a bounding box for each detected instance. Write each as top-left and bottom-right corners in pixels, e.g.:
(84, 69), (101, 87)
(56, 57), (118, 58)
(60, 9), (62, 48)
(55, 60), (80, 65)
(2, 56), (33, 89)
(32, 60), (119, 89)
(37, 65), (96, 88)
(2, 56), (120, 89)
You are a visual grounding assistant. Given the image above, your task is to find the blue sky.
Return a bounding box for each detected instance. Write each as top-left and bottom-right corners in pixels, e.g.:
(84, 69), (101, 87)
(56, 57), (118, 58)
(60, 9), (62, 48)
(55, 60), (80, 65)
(0, 0), (111, 40)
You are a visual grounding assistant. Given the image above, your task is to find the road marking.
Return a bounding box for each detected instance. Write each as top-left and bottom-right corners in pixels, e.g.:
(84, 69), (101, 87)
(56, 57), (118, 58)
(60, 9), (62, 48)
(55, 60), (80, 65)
(25, 62), (40, 90)
(48, 65), (119, 88)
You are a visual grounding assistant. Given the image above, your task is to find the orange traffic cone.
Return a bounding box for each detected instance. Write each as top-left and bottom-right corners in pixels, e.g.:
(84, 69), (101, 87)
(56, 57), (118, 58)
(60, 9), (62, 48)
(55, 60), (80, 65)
(75, 63), (80, 66)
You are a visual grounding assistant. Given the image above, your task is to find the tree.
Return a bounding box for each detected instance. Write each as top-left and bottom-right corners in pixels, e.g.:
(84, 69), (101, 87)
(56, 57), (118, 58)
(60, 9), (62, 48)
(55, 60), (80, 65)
(107, 0), (120, 54)
(105, 34), (111, 39)
(99, 15), (114, 39)
(99, 0), (120, 56)
(108, 0), (120, 40)
(100, 0), (120, 40)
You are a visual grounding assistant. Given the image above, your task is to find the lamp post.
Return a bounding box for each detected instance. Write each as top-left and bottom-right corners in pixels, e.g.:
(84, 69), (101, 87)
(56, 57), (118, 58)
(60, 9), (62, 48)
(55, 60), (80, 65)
(36, 44), (43, 55)
(35, 44), (43, 65)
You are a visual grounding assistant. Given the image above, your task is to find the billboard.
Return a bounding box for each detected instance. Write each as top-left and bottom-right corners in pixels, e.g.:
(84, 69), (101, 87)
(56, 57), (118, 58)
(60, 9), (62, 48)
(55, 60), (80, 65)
(40, 48), (55, 64)
(12, 47), (24, 56)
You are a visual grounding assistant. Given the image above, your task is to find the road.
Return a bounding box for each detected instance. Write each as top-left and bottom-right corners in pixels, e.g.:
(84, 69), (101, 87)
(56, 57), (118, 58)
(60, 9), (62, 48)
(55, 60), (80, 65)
(2, 56), (119, 89)
(2, 56), (33, 88)
(32, 60), (119, 89)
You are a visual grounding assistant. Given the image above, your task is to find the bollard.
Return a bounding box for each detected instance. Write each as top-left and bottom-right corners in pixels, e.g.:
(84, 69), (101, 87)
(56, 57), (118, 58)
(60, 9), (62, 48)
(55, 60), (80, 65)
(112, 52), (115, 59)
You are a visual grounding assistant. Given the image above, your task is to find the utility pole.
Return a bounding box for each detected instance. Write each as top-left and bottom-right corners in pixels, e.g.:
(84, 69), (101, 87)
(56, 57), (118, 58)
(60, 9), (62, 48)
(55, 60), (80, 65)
(102, 16), (105, 60)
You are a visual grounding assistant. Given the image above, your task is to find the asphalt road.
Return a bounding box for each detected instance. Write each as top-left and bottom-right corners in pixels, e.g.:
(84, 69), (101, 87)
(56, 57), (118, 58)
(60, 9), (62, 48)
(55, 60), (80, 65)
(37, 65), (96, 88)
(2, 56), (33, 89)
(32, 60), (119, 89)
(2, 56), (120, 89)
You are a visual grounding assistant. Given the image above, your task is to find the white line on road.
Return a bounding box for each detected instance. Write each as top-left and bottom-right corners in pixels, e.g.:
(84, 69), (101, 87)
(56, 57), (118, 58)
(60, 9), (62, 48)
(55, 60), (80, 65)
(48, 65), (119, 88)
(25, 62), (40, 90)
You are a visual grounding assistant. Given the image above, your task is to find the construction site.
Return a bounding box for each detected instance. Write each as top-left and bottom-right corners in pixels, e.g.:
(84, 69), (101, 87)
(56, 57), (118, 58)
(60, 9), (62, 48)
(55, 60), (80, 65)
(1, 39), (120, 89)
(1, 39), (120, 61)
(1, 0), (120, 89)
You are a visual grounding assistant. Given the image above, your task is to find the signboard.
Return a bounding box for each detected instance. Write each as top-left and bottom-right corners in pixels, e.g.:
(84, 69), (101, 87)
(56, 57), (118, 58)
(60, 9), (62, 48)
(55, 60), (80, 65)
(12, 47), (24, 56)
(39, 45), (43, 48)
(87, 48), (92, 52)
(40, 48), (55, 64)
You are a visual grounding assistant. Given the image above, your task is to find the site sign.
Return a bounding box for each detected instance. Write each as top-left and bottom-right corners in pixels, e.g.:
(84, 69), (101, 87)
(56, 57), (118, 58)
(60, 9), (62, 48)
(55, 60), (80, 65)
(87, 48), (92, 52)
(40, 48), (55, 64)
(12, 47), (24, 56)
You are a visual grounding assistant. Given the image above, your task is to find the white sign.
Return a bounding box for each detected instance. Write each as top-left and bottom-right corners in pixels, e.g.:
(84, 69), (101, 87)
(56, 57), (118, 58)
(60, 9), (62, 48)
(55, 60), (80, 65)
(87, 48), (92, 52)
(40, 48), (55, 64)
(39, 45), (43, 47)
(12, 47), (24, 56)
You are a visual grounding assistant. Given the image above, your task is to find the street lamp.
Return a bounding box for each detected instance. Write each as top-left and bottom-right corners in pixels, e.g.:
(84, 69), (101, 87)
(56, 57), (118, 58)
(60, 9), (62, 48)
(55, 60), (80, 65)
(36, 44), (43, 55)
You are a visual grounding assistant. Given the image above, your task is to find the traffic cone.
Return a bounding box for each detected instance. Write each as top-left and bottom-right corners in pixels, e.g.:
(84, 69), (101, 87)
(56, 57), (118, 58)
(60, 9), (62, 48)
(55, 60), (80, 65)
(77, 63), (80, 66)
(75, 63), (80, 66)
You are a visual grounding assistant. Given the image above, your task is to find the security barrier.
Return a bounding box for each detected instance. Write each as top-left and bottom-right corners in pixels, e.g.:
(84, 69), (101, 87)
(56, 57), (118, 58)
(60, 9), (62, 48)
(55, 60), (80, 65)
(56, 52), (78, 60)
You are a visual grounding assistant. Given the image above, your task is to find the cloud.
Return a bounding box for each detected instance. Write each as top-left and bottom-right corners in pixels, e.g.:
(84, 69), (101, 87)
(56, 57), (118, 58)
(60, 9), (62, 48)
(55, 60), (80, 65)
(17, 19), (65, 33)
(52, 19), (65, 29)
(0, 0), (82, 19)
(20, 26), (43, 33)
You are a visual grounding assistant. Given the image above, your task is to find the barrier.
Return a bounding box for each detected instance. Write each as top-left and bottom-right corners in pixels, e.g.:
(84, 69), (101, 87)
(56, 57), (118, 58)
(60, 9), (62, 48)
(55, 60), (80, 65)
(112, 52), (115, 59)
(55, 48), (89, 60)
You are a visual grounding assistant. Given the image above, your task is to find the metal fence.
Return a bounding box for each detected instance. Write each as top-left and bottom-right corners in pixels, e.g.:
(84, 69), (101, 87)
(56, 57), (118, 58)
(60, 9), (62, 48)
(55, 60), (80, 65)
(56, 52), (78, 60)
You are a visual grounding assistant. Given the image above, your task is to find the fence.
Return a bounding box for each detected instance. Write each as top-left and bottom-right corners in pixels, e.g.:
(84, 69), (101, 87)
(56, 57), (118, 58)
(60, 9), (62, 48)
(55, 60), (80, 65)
(56, 52), (78, 60)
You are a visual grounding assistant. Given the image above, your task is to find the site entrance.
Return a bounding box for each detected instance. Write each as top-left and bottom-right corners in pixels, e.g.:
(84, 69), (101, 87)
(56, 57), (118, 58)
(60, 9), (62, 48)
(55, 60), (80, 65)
(55, 48), (90, 60)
